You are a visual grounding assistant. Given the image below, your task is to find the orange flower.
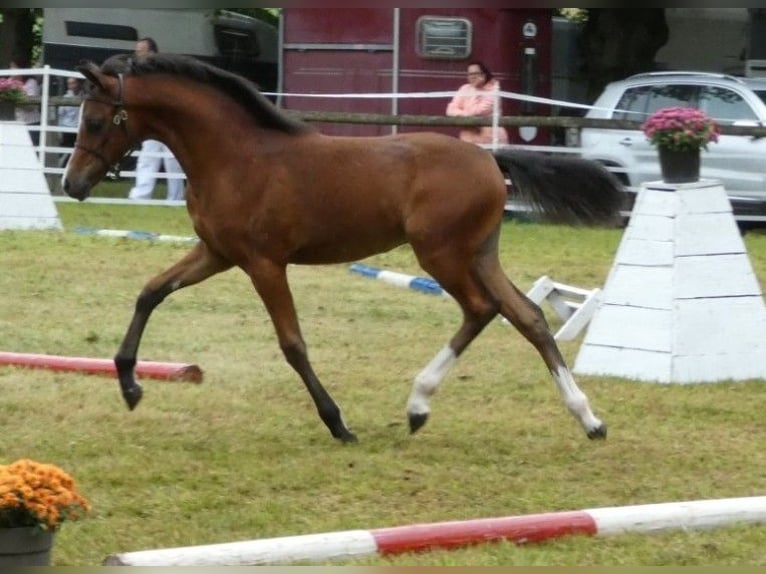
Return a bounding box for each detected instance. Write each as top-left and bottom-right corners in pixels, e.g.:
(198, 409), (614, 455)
(0, 459), (90, 531)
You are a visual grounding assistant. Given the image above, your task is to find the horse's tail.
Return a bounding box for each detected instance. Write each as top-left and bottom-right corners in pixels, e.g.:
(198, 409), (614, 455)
(492, 148), (624, 226)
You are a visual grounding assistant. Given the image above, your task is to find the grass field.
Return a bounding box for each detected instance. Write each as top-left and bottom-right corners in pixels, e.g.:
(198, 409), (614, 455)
(1, 199), (765, 565)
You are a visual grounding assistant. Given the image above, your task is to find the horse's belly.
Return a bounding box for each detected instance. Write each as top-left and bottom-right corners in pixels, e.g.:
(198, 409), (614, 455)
(290, 232), (406, 265)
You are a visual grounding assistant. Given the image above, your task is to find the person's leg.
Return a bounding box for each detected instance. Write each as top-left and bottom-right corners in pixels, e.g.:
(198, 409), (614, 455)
(128, 140), (162, 200)
(163, 147), (185, 201)
(58, 133), (76, 168)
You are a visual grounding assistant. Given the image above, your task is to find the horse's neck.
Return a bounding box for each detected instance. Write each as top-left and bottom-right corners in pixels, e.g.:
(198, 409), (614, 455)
(130, 77), (304, 183)
(135, 86), (253, 176)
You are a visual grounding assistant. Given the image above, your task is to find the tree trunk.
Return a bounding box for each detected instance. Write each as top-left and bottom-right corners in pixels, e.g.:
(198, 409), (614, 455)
(0, 9), (36, 66)
(578, 9), (669, 102)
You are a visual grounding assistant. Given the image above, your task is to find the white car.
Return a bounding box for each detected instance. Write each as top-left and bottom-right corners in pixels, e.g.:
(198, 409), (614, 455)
(576, 71), (766, 225)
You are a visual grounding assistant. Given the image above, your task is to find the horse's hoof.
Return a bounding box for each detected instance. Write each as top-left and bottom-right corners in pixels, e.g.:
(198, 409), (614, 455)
(587, 423), (607, 440)
(122, 384), (143, 411)
(336, 429), (358, 444)
(408, 412), (429, 434)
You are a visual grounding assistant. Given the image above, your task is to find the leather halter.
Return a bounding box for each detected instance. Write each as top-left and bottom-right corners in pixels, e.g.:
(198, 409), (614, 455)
(74, 73), (135, 178)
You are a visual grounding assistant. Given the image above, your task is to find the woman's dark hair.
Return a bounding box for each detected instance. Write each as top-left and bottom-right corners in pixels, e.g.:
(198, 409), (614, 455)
(138, 37), (159, 53)
(469, 60), (494, 83)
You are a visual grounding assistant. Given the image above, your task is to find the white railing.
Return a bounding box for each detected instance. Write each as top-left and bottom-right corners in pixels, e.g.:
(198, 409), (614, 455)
(1, 65), (185, 205)
(2, 65), (765, 222)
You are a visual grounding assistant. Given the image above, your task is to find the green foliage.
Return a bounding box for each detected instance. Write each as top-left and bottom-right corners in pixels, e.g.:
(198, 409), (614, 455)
(0, 205), (765, 565)
(31, 11), (43, 64)
(221, 8), (279, 27)
(558, 8), (588, 22)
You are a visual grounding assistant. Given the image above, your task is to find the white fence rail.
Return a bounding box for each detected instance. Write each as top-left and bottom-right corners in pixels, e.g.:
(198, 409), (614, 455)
(1, 65), (183, 204)
(2, 65), (765, 222)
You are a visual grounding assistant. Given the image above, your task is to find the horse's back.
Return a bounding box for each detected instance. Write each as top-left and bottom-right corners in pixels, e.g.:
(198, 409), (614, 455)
(321, 131), (506, 204)
(337, 131), (509, 257)
(387, 132), (508, 227)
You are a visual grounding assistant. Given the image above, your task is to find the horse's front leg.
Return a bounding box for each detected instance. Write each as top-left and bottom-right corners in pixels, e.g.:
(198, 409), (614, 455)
(115, 241), (232, 409)
(248, 258), (357, 443)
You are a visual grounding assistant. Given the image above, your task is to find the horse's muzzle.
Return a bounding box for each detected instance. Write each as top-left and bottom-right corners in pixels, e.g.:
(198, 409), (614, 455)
(61, 176), (92, 201)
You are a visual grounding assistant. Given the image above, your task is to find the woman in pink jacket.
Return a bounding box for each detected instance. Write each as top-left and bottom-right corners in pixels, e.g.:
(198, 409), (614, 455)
(446, 61), (509, 145)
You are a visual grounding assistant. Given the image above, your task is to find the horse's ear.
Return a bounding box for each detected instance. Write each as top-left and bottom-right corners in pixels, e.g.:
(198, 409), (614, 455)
(76, 61), (106, 90)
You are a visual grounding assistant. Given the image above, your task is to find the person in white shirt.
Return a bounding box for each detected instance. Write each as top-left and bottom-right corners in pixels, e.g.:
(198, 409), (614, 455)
(57, 76), (83, 167)
(127, 37), (185, 201)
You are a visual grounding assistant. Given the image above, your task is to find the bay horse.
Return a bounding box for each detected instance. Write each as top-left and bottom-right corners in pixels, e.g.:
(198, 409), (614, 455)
(63, 53), (623, 444)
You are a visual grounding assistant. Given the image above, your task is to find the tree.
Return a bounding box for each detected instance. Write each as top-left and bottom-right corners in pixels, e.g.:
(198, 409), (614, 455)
(0, 9), (40, 66)
(577, 9), (669, 101)
(222, 8), (279, 27)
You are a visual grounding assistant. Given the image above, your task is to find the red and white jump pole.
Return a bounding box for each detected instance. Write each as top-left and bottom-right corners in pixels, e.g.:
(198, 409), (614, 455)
(0, 351), (202, 383)
(103, 495), (766, 566)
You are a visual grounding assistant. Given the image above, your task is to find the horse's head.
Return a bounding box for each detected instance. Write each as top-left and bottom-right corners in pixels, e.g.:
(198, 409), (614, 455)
(62, 61), (135, 201)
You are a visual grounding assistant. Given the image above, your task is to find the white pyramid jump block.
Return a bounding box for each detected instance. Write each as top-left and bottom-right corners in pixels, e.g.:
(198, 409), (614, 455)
(0, 121), (62, 231)
(582, 305), (672, 353)
(675, 214), (742, 256)
(574, 345), (673, 383)
(574, 179), (766, 384)
(601, 266), (673, 309)
(623, 213), (674, 242)
(677, 183), (733, 214)
(674, 297), (766, 357)
(615, 238), (674, 267)
(675, 255), (762, 299)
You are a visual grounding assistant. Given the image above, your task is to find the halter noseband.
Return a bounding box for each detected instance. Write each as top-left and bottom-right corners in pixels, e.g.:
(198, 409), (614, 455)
(74, 73), (135, 178)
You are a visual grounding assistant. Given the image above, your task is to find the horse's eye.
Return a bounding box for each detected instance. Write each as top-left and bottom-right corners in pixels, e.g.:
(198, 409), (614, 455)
(85, 118), (103, 134)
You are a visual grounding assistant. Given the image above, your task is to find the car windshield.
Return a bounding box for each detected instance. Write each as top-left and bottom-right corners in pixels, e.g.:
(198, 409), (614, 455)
(613, 83), (765, 124)
(700, 86), (758, 123)
(753, 89), (766, 106)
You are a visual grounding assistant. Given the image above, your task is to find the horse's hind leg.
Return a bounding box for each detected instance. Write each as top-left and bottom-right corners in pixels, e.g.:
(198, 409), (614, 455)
(247, 257), (356, 443)
(474, 243), (606, 440)
(114, 241), (232, 409)
(406, 258), (498, 433)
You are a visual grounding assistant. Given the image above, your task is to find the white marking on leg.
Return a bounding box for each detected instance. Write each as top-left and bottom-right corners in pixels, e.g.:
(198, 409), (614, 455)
(407, 345), (457, 418)
(552, 366), (603, 434)
(61, 155), (71, 191)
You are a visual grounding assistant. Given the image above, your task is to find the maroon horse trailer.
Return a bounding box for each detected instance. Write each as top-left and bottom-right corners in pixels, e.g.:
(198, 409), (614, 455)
(279, 8), (553, 143)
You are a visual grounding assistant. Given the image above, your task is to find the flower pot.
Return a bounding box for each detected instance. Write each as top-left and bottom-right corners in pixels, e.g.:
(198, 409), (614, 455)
(0, 101), (16, 121)
(0, 527), (54, 566)
(658, 147), (700, 184)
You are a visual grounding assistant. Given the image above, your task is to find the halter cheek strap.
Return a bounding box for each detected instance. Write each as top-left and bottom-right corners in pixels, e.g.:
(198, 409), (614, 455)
(74, 73), (136, 178)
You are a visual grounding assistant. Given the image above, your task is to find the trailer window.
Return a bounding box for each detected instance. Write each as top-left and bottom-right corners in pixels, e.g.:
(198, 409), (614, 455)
(417, 17), (472, 60)
(215, 27), (260, 59)
(65, 21), (138, 42)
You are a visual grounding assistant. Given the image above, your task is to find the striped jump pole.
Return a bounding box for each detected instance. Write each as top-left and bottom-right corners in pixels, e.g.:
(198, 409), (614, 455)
(103, 495), (766, 566)
(0, 351), (202, 383)
(349, 263), (448, 297)
(75, 226), (198, 244)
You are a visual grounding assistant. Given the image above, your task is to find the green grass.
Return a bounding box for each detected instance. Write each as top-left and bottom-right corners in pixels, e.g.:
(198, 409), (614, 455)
(1, 203), (765, 565)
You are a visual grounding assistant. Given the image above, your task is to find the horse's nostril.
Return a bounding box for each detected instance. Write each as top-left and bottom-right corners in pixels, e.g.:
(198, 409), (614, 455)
(62, 178), (70, 193)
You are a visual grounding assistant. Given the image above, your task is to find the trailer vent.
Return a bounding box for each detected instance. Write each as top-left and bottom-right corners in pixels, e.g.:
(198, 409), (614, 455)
(417, 17), (472, 60)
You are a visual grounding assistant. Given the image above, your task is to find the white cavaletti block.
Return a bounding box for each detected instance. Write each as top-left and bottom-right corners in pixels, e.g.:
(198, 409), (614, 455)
(574, 179), (766, 383)
(0, 121), (62, 230)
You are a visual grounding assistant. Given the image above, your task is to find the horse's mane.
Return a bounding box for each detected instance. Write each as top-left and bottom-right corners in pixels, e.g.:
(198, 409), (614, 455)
(100, 53), (313, 135)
